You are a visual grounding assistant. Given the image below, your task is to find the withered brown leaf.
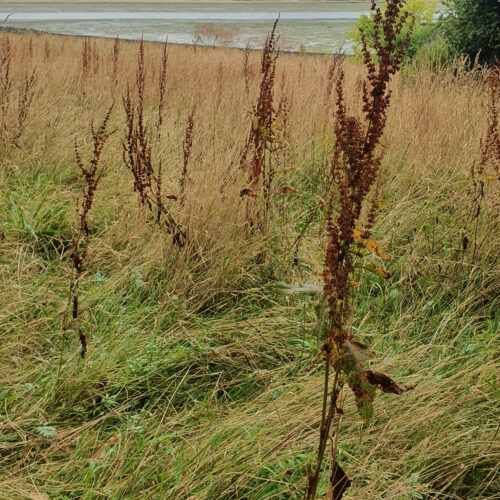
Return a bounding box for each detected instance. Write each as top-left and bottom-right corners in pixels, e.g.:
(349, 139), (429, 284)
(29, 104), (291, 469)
(364, 370), (414, 394)
(339, 338), (413, 423)
(329, 462), (351, 500)
(353, 229), (391, 261)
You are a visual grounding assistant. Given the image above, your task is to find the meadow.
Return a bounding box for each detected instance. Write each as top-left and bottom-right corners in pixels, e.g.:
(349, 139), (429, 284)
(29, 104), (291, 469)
(0, 26), (499, 500)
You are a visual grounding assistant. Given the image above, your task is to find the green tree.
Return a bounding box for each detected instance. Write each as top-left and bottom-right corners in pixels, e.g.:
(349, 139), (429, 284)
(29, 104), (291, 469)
(349, 0), (439, 63)
(441, 0), (500, 66)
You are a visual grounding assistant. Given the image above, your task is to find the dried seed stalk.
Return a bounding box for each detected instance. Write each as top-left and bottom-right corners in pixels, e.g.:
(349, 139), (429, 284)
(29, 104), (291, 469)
(12, 70), (36, 148)
(28, 37), (34, 62)
(157, 38), (168, 134)
(61, 105), (113, 364)
(0, 37), (36, 147)
(122, 40), (185, 247)
(112, 35), (120, 87)
(479, 67), (500, 181)
(240, 18), (283, 232)
(466, 66), (500, 263)
(180, 107), (195, 208)
(243, 42), (252, 95)
(82, 38), (91, 79)
(92, 40), (100, 76)
(0, 34), (12, 136)
(325, 54), (344, 101)
(241, 18), (279, 190)
(306, 2), (414, 499)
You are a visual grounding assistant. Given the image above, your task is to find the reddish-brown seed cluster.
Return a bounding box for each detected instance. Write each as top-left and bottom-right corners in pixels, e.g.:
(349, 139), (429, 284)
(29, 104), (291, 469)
(240, 18), (292, 232)
(306, 4), (414, 498)
(80, 38), (101, 92)
(44, 40), (50, 60)
(242, 42), (252, 96)
(180, 107), (195, 209)
(325, 54), (344, 101)
(82, 38), (91, 79)
(112, 35), (120, 87)
(13, 70), (35, 148)
(157, 39), (168, 133)
(0, 35), (12, 141)
(92, 40), (100, 76)
(240, 18), (279, 191)
(0, 34), (36, 147)
(72, 104), (114, 357)
(0, 35), (12, 117)
(122, 39), (185, 247)
(466, 66), (500, 263)
(322, 0), (412, 342)
(73, 105), (113, 272)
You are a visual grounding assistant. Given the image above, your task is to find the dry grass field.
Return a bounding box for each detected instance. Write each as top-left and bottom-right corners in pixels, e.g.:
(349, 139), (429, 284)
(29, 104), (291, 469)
(0, 29), (498, 499)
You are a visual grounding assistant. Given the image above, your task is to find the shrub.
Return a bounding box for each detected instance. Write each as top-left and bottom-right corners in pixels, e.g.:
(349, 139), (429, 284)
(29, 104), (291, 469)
(408, 35), (452, 71)
(441, 0), (500, 67)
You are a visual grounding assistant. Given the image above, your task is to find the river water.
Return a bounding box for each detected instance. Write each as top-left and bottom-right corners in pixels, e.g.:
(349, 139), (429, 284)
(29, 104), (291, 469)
(0, 2), (372, 53)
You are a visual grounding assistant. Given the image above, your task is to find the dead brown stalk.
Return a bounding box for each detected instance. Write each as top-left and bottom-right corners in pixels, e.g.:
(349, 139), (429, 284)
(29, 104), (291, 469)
(82, 37), (91, 79)
(0, 35), (36, 147)
(466, 66), (500, 263)
(243, 42), (252, 96)
(180, 107), (195, 209)
(240, 18), (282, 233)
(0, 34), (12, 137)
(122, 39), (185, 247)
(305, 2), (415, 499)
(12, 70), (35, 148)
(157, 38), (168, 134)
(60, 105), (113, 365)
(479, 66), (500, 181)
(112, 35), (120, 87)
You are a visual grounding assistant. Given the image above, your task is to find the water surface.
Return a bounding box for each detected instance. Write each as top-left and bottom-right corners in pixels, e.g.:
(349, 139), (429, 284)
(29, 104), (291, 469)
(0, 2), (372, 53)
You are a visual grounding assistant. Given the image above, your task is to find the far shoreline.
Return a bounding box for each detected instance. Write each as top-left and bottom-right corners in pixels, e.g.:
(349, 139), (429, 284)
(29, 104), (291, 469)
(0, 25), (347, 56)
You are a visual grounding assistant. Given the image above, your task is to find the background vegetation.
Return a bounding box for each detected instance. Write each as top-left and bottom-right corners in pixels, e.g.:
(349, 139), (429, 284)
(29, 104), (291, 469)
(349, 0), (439, 63)
(441, 0), (500, 66)
(350, 0), (500, 68)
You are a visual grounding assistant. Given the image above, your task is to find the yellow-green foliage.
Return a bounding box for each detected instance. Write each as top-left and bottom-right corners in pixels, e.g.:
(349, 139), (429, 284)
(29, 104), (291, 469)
(349, 0), (439, 61)
(405, 0), (437, 21)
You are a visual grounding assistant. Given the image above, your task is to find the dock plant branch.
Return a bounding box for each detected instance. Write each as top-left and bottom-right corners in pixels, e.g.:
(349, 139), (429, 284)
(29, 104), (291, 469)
(59, 104), (113, 371)
(122, 39), (185, 247)
(305, 2), (415, 499)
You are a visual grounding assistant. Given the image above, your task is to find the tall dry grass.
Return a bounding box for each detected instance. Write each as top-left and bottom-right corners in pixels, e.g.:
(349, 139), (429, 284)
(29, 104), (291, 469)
(0, 29), (498, 499)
